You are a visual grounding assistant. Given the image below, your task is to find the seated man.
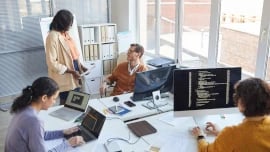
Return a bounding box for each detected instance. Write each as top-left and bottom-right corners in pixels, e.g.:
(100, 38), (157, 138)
(100, 43), (148, 96)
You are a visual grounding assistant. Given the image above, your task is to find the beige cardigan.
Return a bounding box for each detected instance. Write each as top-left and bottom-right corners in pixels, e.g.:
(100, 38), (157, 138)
(45, 30), (82, 92)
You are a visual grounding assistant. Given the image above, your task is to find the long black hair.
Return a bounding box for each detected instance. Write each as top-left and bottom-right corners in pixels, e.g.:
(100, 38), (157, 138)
(11, 77), (59, 113)
(49, 9), (73, 32)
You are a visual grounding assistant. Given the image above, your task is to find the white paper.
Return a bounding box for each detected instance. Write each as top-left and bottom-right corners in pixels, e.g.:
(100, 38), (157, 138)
(44, 138), (83, 152)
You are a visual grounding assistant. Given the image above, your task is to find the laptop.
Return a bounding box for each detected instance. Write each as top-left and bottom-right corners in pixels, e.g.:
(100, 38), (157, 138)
(147, 57), (175, 67)
(49, 91), (90, 121)
(73, 106), (106, 142)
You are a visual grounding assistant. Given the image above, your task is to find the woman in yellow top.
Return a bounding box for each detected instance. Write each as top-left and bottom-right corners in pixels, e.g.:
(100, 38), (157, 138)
(192, 77), (270, 152)
(46, 9), (87, 105)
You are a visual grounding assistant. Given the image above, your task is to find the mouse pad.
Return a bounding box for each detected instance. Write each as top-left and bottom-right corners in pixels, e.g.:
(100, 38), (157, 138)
(127, 120), (157, 137)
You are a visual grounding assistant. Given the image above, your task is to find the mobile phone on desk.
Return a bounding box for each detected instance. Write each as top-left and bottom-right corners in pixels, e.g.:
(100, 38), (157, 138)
(124, 101), (136, 107)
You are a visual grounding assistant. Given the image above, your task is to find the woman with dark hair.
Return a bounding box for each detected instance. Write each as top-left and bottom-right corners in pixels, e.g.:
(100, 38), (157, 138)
(46, 9), (88, 105)
(5, 77), (85, 152)
(100, 43), (148, 96)
(192, 77), (270, 152)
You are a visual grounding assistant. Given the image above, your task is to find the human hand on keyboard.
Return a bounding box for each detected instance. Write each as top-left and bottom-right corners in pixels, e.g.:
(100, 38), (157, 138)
(67, 135), (85, 147)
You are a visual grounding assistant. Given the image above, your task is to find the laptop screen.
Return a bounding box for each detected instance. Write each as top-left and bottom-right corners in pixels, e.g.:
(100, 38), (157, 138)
(82, 107), (106, 137)
(65, 91), (90, 111)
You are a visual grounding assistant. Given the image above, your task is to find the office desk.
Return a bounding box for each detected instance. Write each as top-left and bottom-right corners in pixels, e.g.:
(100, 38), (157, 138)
(98, 93), (174, 121)
(39, 108), (150, 152)
(125, 111), (244, 152)
(40, 104), (243, 152)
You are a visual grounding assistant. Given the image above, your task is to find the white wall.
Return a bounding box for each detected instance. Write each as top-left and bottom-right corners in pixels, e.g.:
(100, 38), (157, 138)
(111, 0), (137, 39)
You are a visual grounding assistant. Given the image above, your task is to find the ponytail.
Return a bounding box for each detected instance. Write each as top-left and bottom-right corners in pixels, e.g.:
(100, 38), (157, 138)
(11, 77), (59, 113)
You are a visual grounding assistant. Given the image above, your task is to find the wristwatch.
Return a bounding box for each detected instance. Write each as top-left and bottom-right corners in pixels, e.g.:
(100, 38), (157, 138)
(197, 135), (205, 140)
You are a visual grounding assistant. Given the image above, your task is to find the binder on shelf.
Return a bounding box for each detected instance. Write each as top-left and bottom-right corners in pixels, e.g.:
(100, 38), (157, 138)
(89, 44), (94, 60)
(109, 43), (116, 58)
(84, 45), (90, 61)
(102, 44), (109, 60)
(101, 26), (106, 42)
(93, 44), (99, 60)
(107, 26), (115, 42)
(89, 27), (95, 43)
(110, 59), (116, 73)
(85, 28), (92, 44)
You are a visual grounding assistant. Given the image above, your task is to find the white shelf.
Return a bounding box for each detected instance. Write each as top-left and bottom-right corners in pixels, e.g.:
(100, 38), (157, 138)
(78, 23), (118, 95)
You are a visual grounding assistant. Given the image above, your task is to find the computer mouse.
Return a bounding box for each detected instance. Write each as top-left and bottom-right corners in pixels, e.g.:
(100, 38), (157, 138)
(112, 96), (119, 102)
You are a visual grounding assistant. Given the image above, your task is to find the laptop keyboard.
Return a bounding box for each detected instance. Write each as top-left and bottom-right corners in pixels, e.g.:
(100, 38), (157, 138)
(79, 127), (96, 142)
(50, 107), (82, 121)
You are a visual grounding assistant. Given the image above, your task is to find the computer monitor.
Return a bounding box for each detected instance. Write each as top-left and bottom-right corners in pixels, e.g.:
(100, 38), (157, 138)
(132, 65), (176, 101)
(173, 67), (241, 117)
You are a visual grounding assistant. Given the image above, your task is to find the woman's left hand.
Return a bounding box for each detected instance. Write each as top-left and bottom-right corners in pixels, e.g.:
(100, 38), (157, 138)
(63, 126), (79, 135)
(192, 126), (203, 137)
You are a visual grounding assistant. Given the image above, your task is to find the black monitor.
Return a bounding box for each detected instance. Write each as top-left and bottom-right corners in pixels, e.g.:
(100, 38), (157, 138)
(132, 65), (176, 101)
(173, 67), (241, 117)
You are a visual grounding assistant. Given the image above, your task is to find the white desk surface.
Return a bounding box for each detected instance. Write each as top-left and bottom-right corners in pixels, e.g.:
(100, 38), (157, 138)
(39, 107), (149, 152)
(125, 111), (244, 152)
(40, 94), (244, 152)
(97, 93), (174, 121)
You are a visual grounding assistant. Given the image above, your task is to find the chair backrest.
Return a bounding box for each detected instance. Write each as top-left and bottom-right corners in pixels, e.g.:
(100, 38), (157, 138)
(116, 52), (145, 65)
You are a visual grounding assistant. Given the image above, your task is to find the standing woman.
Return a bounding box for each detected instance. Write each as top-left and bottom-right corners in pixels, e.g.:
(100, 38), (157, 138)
(5, 77), (85, 152)
(46, 9), (87, 105)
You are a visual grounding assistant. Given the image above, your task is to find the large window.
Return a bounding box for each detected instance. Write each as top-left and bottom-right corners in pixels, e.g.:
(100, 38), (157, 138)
(139, 0), (176, 59)
(139, 0), (156, 55)
(182, 0), (211, 67)
(138, 0), (270, 80)
(217, 0), (263, 78)
(160, 0), (176, 59)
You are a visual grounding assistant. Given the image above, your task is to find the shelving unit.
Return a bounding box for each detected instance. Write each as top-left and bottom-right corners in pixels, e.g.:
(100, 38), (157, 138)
(78, 23), (118, 95)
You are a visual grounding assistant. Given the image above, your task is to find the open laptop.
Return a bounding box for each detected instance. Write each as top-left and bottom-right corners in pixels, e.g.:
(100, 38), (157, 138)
(71, 106), (106, 142)
(49, 91), (90, 121)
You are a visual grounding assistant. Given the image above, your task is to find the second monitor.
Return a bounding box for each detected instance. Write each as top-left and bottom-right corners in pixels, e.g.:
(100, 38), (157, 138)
(132, 65), (176, 101)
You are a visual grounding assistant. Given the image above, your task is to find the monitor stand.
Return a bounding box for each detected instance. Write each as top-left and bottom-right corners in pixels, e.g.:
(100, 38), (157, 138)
(141, 90), (168, 110)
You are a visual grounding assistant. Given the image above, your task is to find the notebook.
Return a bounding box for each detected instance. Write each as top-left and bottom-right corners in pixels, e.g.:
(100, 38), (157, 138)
(127, 120), (157, 137)
(66, 106), (106, 142)
(49, 91), (90, 121)
(147, 57), (175, 67)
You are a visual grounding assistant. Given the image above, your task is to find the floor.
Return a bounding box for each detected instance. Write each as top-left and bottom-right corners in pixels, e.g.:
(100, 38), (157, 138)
(0, 94), (18, 151)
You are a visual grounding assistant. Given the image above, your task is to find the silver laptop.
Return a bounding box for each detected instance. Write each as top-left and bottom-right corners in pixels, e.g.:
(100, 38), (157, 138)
(49, 91), (90, 121)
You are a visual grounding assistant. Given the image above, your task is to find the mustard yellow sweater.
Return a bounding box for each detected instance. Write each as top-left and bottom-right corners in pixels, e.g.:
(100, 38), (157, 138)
(198, 116), (270, 152)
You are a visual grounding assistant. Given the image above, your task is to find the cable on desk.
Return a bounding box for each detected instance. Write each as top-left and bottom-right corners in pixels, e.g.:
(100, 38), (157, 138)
(144, 99), (167, 113)
(106, 130), (140, 145)
(106, 117), (122, 121)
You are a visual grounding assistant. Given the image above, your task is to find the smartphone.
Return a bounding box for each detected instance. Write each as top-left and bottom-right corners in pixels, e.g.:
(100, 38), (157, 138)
(124, 101), (136, 107)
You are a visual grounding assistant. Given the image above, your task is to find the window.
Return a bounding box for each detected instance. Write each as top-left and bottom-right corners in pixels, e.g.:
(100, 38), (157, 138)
(217, 0), (263, 78)
(182, 0), (211, 67)
(138, 0), (270, 80)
